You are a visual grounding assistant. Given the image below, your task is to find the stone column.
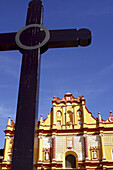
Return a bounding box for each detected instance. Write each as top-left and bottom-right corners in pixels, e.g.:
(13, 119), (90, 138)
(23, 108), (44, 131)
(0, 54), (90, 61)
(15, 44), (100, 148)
(83, 105), (86, 128)
(52, 135), (56, 161)
(65, 113), (67, 128)
(52, 106), (56, 129)
(72, 112), (74, 128)
(83, 134), (89, 160)
(4, 136), (10, 161)
(99, 134), (106, 160)
(38, 136), (43, 162)
(73, 105), (77, 127)
(62, 106), (65, 129)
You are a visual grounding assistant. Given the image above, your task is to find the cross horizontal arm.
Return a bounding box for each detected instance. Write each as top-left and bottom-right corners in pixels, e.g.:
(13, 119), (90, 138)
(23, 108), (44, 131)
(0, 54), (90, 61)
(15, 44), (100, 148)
(49, 28), (91, 48)
(0, 28), (91, 51)
(0, 32), (18, 51)
(48, 29), (78, 48)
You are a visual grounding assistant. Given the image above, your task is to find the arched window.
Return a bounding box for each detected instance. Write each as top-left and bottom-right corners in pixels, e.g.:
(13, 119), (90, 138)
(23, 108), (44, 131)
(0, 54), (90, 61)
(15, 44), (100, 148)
(67, 111), (72, 123)
(57, 111), (61, 117)
(65, 154), (76, 168)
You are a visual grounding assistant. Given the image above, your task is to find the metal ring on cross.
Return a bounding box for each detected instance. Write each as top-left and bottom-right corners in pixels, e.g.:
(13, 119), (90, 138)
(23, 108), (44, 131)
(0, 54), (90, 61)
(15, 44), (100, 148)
(15, 24), (50, 50)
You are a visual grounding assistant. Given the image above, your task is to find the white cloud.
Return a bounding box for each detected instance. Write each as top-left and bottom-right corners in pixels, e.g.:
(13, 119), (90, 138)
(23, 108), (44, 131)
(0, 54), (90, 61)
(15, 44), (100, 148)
(99, 63), (113, 75)
(88, 62), (113, 85)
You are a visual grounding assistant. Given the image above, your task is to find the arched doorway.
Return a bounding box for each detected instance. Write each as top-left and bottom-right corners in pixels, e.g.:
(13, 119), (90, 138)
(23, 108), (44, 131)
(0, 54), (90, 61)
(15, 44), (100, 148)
(65, 154), (76, 168)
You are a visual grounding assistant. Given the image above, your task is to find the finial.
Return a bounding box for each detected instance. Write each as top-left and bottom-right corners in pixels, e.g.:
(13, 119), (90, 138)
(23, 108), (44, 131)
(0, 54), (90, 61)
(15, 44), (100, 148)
(6, 117), (11, 129)
(98, 112), (102, 122)
(110, 110), (112, 116)
(7, 116), (11, 125)
(40, 115), (43, 122)
(39, 115), (43, 127)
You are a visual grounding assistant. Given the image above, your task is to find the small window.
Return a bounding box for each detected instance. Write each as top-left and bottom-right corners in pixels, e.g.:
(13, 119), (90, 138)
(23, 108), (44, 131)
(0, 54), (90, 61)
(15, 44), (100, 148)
(93, 151), (97, 159)
(67, 96), (70, 100)
(57, 111), (61, 116)
(57, 111), (61, 118)
(45, 151), (49, 160)
(77, 110), (81, 114)
(78, 121), (81, 125)
(111, 149), (113, 160)
(57, 121), (61, 125)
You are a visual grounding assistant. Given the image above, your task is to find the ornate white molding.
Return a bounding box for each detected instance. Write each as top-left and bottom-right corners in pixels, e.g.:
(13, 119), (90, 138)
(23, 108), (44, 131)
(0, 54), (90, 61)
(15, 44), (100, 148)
(38, 136), (43, 139)
(52, 135), (56, 139)
(99, 133), (104, 137)
(5, 136), (10, 139)
(83, 134), (88, 138)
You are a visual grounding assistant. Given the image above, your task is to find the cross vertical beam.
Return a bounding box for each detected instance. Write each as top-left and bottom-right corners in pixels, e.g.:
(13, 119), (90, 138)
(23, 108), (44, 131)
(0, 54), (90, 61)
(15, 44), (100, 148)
(0, 1), (92, 170)
(11, 1), (43, 170)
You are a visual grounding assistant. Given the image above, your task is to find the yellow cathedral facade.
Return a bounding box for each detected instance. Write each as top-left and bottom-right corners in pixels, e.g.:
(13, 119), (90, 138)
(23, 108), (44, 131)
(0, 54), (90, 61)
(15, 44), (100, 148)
(1, 93), (113, 170)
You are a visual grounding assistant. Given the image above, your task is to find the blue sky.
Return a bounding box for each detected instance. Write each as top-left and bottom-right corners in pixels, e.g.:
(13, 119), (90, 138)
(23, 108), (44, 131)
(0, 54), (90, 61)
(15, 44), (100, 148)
(0, 0), (113, 148)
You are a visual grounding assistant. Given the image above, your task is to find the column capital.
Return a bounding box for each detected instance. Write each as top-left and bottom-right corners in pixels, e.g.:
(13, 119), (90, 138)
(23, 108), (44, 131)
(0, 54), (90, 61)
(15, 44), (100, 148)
(38, 135), (43, 139)
(52, 135), (56, 139)
(83, 134), (88, 138)
(5, 136), (10, 139)
(99, 133), (104, 137)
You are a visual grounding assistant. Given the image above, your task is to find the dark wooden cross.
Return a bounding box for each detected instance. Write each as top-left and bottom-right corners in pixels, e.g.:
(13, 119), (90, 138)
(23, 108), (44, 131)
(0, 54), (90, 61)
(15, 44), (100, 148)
(0, 0), (91, 170)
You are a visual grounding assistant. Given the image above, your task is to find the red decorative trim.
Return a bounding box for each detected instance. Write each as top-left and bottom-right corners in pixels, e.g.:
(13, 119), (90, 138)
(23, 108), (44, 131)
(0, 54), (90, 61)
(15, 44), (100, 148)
(78, 161), (113, 166)
(52, 138), (55, 160)
(84, 136), (89, 160)
(1, 163), (11, 168)
(43, 148), (50, 152)
(4, 130), (15, 134)
(4, 130), (11, 134)
(37, 126), (113, 134)
(102, 122), (113, 124)
(2, 161), (113, 169)
(86, 123), (98, 125)
(2, 160), (7, 162)
(52, 94), (85, 105)
(36, 162), (62, 167)
(43, 149), (44, 161)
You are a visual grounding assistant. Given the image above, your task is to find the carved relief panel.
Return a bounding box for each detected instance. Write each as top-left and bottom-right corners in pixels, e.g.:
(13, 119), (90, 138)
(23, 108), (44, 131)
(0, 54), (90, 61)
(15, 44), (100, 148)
(73, 136), (85, 160)
(56, 136), (66, 161)
(104, 135), (113, 145)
